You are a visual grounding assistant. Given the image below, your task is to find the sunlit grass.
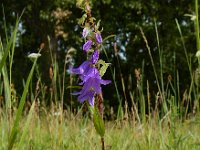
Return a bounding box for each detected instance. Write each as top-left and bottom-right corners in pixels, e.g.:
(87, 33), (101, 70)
(1, 1), (200, 150)
(0, 108), (200, 150)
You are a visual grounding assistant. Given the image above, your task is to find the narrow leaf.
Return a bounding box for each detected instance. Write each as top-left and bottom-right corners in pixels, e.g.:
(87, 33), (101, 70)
(97, 59), (109, 77)
(89, 106), (105, 137)
(8, 58), (37, 150)
(103, 34), (116, 42)
(17, 101), (36, 149)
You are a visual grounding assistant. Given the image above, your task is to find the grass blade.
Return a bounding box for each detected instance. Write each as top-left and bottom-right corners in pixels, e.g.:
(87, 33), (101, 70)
(17, 100), (36, 149)
(8, 58), (38, 150)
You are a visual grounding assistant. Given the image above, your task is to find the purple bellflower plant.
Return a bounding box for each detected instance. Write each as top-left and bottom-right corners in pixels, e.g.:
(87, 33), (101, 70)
(71, 20), (111, 106)
(71, 50), (111, 106)
(74, 2), (109, 149)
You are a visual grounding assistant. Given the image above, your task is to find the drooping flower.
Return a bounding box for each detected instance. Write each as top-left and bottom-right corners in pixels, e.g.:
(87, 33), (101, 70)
(95, 33), (103, 44)
(83, 40), (92, 52)
(71, 52), (99, 84)
(71, 50), (99, 77)
(71, 50), (111, 106)
(72, 69), (111, 106)
(72, 85), (96, 106)
(71, 60), (91, 75)
(71, 60), (97, 84)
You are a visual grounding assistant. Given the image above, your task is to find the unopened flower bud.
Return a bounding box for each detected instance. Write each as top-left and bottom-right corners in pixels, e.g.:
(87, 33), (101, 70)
(95, 33), (103, 44)
(82, 27), (90, 38)
(91, 50), (99, 64)
(83, 40), (93, 52)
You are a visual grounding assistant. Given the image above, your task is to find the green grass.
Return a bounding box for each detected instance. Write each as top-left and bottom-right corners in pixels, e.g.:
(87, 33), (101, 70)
(1, 1), (200, 150)
(0, 109), (200, 150)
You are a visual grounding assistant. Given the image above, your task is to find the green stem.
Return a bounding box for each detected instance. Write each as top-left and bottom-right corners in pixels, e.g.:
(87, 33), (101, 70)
(195, 0), (200, 51)
(97, 94), (105, 150)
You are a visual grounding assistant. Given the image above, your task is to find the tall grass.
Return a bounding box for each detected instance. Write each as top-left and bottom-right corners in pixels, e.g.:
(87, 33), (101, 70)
(1, 1), (200, 149)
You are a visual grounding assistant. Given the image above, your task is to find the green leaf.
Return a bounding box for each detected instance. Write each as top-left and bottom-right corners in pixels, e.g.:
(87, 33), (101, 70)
(103, 34), (116, 42)
(97, 59), (109, 77)
(66, 85), (82, 89)
(76, 0), (84, 7)
(0, 40), (11, 109)
(89, 17), (96, 25)
(0, 9), (23, 74)
(0, 35), (13, 73)
(89, 106), (105, 137)
(78, 13), (87, 25)
(8, 58), (38, 150)
(17, 100), (36, 149)
(102, 0), (112, 4)
(95, 20), (101, 31)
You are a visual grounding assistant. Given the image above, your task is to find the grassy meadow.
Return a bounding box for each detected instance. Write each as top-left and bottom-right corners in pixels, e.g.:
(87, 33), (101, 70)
(0, 104), (200, 149)
(1, 1), (200, 150)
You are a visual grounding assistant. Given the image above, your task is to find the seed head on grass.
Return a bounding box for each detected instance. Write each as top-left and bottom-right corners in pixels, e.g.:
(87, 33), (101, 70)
(28, 53), (41, 59)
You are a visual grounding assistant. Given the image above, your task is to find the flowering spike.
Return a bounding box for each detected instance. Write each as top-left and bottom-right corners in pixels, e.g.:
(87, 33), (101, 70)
(72, 7), (111, 107)
(83, 40), (92, 51)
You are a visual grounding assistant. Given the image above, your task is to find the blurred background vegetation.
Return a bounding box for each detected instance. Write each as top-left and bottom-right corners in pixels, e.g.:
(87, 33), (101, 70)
(0, 0), (197, 117)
